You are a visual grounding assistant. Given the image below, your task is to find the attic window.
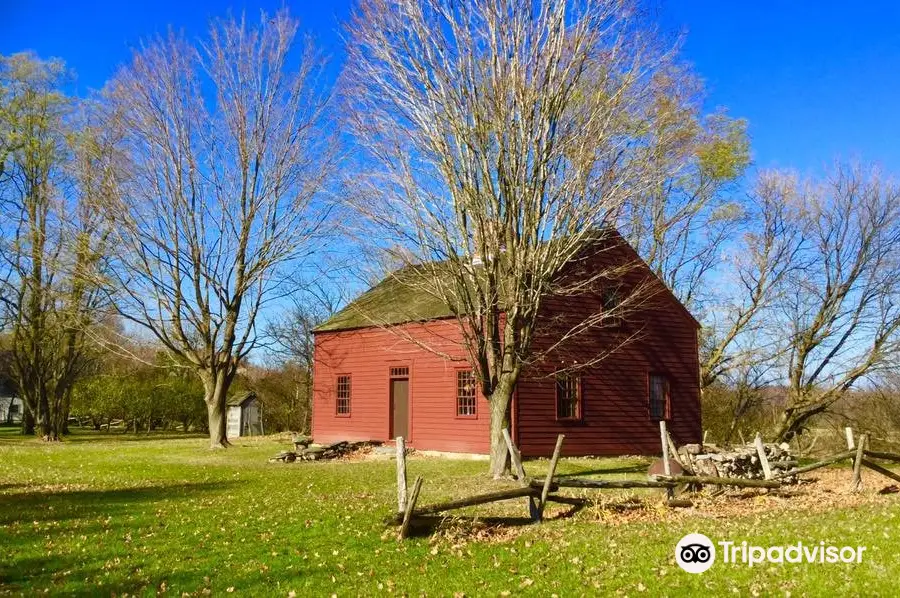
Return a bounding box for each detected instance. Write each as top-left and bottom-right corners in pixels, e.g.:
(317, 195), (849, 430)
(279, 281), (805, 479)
(336, 375), (351, 416)
(603, 288), (620, 309)
(555, 375), (582, 420)
(603, 287), (624, 326)
(649, 374), (670, 421)
(456, 370), (477, 417)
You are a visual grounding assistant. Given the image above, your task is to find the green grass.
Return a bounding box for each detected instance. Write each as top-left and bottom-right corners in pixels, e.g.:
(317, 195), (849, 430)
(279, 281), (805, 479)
(2, 427), (900, 596)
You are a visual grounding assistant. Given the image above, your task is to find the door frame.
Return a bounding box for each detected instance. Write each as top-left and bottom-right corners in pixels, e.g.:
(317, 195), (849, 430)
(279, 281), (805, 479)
(388, 364), (411, 442)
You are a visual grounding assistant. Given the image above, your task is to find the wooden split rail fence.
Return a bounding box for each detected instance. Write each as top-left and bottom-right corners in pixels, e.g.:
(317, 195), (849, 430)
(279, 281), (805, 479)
(390, 424), (900, 539)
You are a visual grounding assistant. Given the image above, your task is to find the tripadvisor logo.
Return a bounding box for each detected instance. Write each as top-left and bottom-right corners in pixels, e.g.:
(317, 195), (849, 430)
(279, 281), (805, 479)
(675, 533), (716, 573)
(674, 533), (868, 573)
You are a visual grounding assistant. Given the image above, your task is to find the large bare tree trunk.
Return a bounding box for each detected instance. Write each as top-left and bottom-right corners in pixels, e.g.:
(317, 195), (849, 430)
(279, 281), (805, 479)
(488, 384), (514, 478)
(774, 414), (800, 444)
(202, 372), (233, 449)
(37, 392), (59, 441)
(774, 405), (825, 443)
(206, 400), (228, 449)
(35, 412), (48, 438)
(21, 404), (35, 436)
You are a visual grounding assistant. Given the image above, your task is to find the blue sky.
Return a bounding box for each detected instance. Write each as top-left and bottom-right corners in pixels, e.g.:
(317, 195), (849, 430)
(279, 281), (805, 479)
(4, 1), (900, 175)
(659, 2), (900, 174)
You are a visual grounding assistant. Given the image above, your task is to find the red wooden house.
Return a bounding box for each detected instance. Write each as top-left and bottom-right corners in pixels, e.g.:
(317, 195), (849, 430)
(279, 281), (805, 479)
(311, 234), (701, 457)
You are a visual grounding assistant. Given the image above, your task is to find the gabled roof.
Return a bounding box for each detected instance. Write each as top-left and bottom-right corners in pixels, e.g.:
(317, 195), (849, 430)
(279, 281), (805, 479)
(314, 265), (456, 332)
(315, 231), (700, 333)
(227, 391), (257, 407)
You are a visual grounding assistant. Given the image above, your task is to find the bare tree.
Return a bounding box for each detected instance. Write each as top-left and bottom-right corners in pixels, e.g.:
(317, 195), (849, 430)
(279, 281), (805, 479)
(700, 171), (804, 391)
(267, 280), (345, 368)
(847, 371), (900, 446)
(105, 12), (335, 448)
(618, 68), (751, 310)
(0, 53), (111, 439)
(774, 165), (900, 441)
(343, 0), (696, 475)
(265, 280), (345, 433)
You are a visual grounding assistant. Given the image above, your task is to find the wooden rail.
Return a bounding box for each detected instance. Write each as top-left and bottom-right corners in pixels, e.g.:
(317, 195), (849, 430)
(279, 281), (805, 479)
(532, 478), (676, 490)
(389, 486), (541, 524)
(652, 474), (781, 488)
(864, 450), (900, 463)
(773, 450), (856, 479)
(861, 459), (900, 484)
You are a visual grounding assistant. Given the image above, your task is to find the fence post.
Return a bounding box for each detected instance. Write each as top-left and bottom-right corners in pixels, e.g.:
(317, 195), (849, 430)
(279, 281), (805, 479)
(852, 434), (867, 492)
(537, 434), (565, 522)
(754, 433), (772, 480)
(502, 428), (540, 518)
(660, 420), (674, 500)
(399, 476), (424, 540)
(396, 437), (407, 514)
(666, 430), (688, 471)
(502, 428), (528, 481)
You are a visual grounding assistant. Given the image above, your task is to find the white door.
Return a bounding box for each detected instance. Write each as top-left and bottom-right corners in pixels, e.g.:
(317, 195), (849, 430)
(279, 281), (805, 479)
(226, 406), (242, 438)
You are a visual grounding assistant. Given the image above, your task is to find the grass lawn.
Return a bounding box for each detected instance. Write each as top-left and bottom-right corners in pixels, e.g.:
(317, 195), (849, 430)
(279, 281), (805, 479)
(2, 427), (900, 596)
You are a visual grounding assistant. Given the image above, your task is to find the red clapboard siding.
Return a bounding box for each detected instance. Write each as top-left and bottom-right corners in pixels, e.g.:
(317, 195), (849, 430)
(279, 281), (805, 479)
(312, 320), (491, 454)
(514, 241), (701, 457)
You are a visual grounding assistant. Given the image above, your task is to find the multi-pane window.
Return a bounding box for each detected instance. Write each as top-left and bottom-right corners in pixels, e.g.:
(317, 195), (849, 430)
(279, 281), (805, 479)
(456, 370), (477, 416)
(649, 374), (669, 420)
(603, 287), (624, 326)
(555, 375), (581, 420)
(336, 375), (351, 415)
(390, 366), (409, 378)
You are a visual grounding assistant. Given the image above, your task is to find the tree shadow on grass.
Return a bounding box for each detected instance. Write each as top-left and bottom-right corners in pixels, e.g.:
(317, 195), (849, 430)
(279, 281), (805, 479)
(0, 480), (241, 526)
(0, 428), (207, 445)
(3, 544), (286, 597)
(0, 480), (243, 593)
(0, 554), (116, 596)
(400, 515), (534, 539)
(400, 500), (588, 538)
(0, 427), (35, 444)
(61, 431), (208, 443)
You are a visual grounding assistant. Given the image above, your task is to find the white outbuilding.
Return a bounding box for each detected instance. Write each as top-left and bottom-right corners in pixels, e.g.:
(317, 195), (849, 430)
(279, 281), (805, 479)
(226, 391), (263, 438)
(0, 395), (23, 425)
